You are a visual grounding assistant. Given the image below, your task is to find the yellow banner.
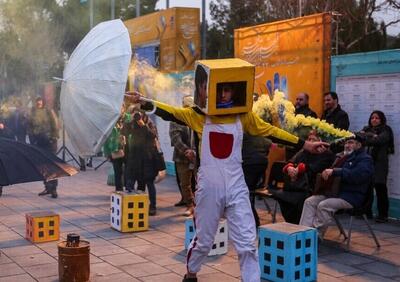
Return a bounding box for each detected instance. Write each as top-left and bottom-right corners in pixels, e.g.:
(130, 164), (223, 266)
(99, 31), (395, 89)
(234, 13), (331, 116)
(124, 8), (200, 72)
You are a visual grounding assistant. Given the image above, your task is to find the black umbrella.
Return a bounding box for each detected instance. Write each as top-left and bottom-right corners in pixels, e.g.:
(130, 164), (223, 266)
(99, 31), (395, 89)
(0, 138), (78, 186)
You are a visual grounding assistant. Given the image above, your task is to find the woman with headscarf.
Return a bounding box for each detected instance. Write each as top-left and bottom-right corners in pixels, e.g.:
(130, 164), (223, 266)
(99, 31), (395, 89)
(361, 110), (395, 223)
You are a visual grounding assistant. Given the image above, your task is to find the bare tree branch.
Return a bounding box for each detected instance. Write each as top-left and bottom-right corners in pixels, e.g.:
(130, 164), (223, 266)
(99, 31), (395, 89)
(346, 18), (400, 49)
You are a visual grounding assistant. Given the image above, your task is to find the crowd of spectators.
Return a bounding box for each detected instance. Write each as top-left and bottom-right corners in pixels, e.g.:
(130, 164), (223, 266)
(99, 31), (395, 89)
(251, 91), (395, 232)
(0, 90), (395, 225)
(103, 102), (164, 216)
(0, 96), (59, 198)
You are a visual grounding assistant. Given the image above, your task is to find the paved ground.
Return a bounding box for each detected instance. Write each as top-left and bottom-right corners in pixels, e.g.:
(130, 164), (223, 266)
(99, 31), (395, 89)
(1, 160), (400, 281)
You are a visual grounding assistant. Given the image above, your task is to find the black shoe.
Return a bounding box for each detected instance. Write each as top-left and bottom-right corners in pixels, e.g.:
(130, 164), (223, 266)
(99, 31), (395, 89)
(149, 208), (157, 216)
(51, 190), (58, 198)
(0, 186), (2, 197)
(38, 189), (50, 196)
(174, 200), (186, 207)
(182, 275), (197, 282)
(375, 216), (388, 223)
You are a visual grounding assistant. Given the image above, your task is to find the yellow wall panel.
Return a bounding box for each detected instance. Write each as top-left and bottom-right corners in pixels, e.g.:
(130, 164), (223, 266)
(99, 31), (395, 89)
(124, 7), (200, 72)
(234, 13), (331, 116)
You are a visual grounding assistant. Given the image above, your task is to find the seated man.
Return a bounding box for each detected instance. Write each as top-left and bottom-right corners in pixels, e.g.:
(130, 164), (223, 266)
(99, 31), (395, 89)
(299, 133), (374, 237)
(273, 131), (334, 224)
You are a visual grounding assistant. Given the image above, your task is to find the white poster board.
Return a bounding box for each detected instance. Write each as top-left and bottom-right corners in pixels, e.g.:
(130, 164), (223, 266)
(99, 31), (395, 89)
(336, 73), (400, 199)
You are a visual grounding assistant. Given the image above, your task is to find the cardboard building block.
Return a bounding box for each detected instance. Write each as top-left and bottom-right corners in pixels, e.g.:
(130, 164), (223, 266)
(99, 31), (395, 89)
(259, 222), (317, 282)
(110, 191), (149, 232)
(185, 218), (228, 256)
(25, 211), (60, 243)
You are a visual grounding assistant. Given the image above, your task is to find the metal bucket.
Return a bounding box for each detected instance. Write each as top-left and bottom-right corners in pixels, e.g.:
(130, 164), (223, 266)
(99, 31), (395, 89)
(58, 240), (90, 282)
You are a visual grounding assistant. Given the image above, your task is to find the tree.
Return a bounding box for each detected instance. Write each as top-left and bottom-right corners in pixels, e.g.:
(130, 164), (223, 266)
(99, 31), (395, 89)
(0, 0), (158, 100)
(264, 0), (400, 53)
(207, 0), (400, 58)
(0, 0), (64, 98)
(207, 0), (269, 58)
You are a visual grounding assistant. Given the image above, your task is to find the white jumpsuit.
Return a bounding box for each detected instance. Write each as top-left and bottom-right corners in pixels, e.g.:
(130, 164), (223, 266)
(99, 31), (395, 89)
(186, 116), (261, 282)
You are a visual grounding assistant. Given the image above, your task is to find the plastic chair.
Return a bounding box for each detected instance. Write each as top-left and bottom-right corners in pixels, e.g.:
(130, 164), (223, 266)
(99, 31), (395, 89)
(333, 184), (380, 249)
(254, 161), (286, 223)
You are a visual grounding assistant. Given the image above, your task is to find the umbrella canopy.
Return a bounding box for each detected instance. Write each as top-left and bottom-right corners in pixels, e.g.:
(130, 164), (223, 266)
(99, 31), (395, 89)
(0, 138), (78, 186)
(60, 19), (132, 157)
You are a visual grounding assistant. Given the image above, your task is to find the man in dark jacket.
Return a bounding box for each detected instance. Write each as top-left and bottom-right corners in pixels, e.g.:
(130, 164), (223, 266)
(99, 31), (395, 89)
(299, 134), (374, 237)
(28, 97), (59, 198)
(169, 96), (197, 216)
(242, 134), (271, 227)
(0, 118), (13, 197)
(295, 92), (317, 118)
(286, 92), (318, 160)
(321, 91), (349, 130)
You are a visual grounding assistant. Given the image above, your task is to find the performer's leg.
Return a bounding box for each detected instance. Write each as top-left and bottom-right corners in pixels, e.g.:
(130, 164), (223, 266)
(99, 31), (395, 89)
(186, 167), (224, 275)
(226, 181), (260, 282)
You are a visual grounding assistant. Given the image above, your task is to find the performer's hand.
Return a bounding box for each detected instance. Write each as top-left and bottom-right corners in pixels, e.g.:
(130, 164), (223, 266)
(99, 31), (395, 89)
(303, 140), (329, 154)
(125, 91), (142, 103)
(322, 168), (333, 180)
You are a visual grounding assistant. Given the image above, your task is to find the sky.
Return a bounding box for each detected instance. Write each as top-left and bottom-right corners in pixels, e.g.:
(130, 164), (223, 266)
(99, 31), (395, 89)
(155, 0), (400, 36)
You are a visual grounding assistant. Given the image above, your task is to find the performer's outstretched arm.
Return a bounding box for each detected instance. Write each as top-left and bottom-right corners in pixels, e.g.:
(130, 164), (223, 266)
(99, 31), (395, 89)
(242, 111), (328, 154)
(127, 92), (204, 134)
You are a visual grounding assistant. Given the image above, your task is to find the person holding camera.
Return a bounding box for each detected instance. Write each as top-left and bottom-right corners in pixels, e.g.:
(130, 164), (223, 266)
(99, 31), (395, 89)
(124, 110), (159, 216)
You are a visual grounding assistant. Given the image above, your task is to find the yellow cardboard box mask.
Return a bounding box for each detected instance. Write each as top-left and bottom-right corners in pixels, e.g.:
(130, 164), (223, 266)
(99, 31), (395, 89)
(194, 58), (255, 115)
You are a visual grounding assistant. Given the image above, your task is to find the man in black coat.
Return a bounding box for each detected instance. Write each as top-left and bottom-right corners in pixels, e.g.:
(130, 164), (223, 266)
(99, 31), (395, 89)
(242, 134), (271, 227)
(286, 92), (318, 160)
(0, 118), (13, 197)
(321, 91), (349, 130)
(295, 92), (317, 118)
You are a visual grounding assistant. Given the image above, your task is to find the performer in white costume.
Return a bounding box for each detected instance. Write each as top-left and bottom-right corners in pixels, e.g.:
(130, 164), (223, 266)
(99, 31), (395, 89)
(130, 59), (327, 282)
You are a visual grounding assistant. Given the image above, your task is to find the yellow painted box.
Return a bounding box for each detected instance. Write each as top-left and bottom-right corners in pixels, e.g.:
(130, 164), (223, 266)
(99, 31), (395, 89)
(25, 211), (60, 243)
(110, 192), (149, 232)
(194, 58), (255, 115)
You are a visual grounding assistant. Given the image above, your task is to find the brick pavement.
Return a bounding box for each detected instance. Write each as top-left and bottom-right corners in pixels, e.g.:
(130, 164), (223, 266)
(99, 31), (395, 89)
(1, 160), (400, 281)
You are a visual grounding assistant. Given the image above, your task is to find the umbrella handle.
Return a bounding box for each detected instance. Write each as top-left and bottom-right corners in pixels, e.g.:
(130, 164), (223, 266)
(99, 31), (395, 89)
(140, 97), (157, 115)
(124, 93), (156, 115)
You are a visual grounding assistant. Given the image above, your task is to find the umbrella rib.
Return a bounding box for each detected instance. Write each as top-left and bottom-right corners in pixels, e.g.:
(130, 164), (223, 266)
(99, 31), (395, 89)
(65, 32), (130, 80)
(65, 78), (126, 83)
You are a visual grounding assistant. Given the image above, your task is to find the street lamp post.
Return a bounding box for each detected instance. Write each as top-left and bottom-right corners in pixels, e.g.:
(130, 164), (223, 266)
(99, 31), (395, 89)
(299, 0), (302, 17)
(90, 0), (94, 29)
(136, 0), (141, 17)
(202, 0), (206, 59)
(111, 0), (115, 19)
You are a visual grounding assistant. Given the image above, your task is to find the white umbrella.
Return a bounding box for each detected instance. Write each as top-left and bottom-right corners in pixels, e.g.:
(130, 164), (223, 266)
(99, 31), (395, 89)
(60, 19), (132, 157)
